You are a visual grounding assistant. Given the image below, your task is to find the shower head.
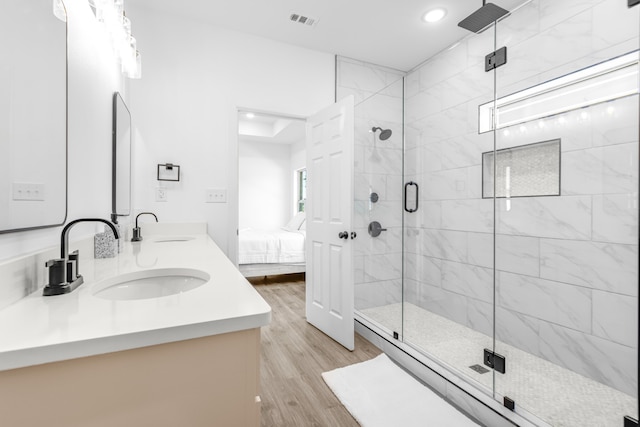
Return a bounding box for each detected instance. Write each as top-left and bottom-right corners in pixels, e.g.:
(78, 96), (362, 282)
(371, 127), (392, 141)
(458, 1), (509, 33)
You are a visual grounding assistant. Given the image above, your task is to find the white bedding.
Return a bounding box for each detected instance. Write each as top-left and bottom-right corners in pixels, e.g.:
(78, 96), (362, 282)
(238, 228), (306, 264)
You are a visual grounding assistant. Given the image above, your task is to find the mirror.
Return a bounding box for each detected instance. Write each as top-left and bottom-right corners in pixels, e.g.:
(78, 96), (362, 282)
(112, 92), (131, 222)
(0, 0), (67, 233)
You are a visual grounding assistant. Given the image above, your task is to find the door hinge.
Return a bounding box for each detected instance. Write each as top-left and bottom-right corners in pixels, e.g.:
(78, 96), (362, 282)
(483, 348), (506, 374)
(629, 0), (640, 8)
(624, 415), (639, 427)
(485, 46), (507, 71)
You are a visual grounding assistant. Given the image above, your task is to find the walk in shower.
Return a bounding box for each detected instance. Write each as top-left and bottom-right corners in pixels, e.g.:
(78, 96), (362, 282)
(352, 1), (639, 426)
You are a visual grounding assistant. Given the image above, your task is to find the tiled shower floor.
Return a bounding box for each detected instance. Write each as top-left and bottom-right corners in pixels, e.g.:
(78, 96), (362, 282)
(361, 303), (637, 427)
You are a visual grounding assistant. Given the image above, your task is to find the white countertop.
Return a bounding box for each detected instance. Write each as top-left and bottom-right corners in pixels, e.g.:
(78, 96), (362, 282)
(0, 227), (271, 371)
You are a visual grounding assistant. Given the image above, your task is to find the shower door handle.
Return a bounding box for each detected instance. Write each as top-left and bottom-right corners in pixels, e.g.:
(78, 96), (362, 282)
(404, 181), (419, 213)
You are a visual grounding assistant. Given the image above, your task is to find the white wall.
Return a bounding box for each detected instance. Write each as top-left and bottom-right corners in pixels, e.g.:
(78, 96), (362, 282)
(126, 5), (334, 256)
(238, 140), (291, 230)
(290, 140), (306, 174)
(0, 0), (125, 262)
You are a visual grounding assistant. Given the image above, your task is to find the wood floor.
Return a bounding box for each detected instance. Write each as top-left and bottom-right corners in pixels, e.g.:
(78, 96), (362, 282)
(250, 274), (381, 427)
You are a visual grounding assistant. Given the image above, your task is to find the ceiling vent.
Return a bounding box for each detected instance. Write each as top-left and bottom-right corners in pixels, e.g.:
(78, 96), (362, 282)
(289, 12), (319, 27)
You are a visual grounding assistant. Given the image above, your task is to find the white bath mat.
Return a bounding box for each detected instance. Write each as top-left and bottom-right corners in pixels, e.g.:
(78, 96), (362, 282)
(322, 354), (479, 427)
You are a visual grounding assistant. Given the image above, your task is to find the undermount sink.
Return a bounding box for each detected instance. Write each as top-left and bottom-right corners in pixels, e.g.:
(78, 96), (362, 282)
(151, 236), (196, 243)
(93, 268), (210, 301)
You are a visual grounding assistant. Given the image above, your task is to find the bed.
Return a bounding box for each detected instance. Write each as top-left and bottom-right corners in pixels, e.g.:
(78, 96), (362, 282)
(238, 213), (306, 278)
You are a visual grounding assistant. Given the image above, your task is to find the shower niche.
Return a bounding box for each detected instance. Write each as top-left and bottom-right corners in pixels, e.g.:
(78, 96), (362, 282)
(482, 139), (561, 199)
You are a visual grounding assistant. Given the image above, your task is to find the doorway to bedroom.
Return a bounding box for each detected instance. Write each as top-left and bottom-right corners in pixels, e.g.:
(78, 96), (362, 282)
(237, 110), (307, 279)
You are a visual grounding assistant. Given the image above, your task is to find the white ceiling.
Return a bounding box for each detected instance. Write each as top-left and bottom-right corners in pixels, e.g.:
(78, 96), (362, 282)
(238, 112), (306, 145)
(129, 0), (526, 71)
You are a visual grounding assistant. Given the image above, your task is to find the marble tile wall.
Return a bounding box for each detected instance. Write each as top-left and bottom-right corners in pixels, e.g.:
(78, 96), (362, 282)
(337, 57), (405, 312)
(336, 56), (404, 105)
(404, 0), (639, 396)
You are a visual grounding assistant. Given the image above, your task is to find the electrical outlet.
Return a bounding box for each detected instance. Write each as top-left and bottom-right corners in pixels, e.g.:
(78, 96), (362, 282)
(205, 189), (227, 203)
(156, 187), (167, 202)
(12, 183), (45, 201)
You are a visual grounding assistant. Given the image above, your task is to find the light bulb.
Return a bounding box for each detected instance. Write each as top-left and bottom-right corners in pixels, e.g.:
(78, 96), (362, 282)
(422, 8), (447, 23)
(53, 0), (66, 22)
(127, 51), (141, 79)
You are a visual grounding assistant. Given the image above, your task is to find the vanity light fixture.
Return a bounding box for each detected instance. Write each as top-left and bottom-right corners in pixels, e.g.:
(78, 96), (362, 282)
(127, 50), (142, 79)
(53, 0), (66, 22)
(87, 0), (142, 79)
(422, 8), (447, 23)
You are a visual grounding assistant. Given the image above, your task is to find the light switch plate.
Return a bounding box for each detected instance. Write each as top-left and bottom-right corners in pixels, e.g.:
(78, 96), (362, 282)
(12, 183), (45, 201)
(206, 189), (227, 203)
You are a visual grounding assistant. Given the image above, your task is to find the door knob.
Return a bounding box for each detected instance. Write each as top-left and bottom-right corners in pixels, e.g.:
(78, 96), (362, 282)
(338, 231), (349, 239)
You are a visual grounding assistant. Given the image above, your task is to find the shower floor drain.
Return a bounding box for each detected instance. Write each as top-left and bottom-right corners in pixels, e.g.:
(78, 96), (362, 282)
(469, 364), (490, 374)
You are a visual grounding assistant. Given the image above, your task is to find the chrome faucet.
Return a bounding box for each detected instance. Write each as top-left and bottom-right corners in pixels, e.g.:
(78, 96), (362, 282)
(131, 212), (158, 242)
(43, 218), (120, 296)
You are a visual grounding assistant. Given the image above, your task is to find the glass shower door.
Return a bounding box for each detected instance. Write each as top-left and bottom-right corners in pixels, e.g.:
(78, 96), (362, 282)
(492, 1), (639, 425)
(401, 24), (498, 395)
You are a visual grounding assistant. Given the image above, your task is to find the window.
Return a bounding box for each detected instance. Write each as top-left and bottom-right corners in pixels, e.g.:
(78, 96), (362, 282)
(297, 168), (307, 212)
(478, 51), (639, 133)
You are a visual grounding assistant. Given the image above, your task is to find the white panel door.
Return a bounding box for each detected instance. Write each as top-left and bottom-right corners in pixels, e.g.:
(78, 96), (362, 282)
(305, 96), (355, 351)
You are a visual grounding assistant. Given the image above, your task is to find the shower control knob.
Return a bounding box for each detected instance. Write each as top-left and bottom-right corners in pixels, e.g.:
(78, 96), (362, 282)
(350, 232), (357, 239)
(368, 221), (387, 238)
(338, 231), (349, 239)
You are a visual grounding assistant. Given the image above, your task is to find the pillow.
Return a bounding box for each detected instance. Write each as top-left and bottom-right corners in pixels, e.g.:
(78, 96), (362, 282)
(284, 212), (305, 231)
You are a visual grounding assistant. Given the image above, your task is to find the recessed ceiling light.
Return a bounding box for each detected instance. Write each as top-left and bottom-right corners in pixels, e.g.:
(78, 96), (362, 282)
(422, 8), (447, 23)
(246, 112), (255, 119)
